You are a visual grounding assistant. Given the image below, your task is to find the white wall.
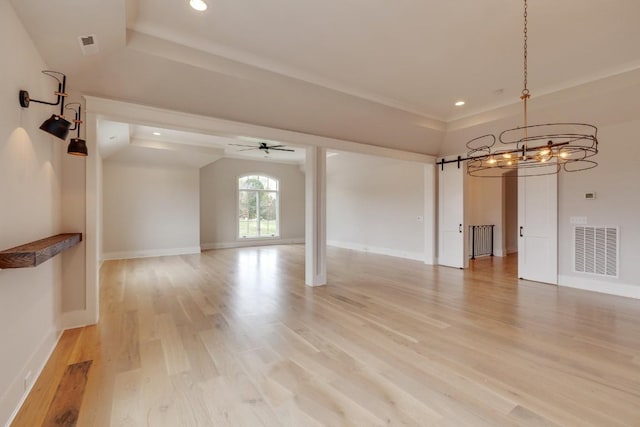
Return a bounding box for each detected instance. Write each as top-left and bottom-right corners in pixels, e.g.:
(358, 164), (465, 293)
(0, 1), (65, 424)
(102, 162), (200, 259)
(326, 152), (427, 261)
(468, 175), (505, 256)
(504, 170), (518, 254)
(61, 140), (86, 314)
(97, 148), (103, 265)
(558, 118), (640, 297)
(200, 158), (305, 248)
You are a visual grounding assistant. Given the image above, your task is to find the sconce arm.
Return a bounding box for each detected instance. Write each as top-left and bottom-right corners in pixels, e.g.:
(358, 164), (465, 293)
(19, 71), (67, 109)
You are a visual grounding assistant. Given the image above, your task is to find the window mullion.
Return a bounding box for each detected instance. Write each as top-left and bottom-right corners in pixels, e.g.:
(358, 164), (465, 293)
(256, 190), (262, 237)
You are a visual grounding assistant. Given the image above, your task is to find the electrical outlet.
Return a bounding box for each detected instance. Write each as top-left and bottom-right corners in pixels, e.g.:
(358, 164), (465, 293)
(24, 371), (32, 391)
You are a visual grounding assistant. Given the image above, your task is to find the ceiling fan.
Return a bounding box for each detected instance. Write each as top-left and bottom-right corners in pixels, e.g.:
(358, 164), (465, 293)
(230, 141), (295, 154)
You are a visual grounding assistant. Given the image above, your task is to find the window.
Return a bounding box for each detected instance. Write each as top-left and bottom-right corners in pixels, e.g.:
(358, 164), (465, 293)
(238, 174), (279, 238)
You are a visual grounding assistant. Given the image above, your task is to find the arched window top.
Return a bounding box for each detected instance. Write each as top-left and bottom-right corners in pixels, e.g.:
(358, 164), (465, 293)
(239, 174), (278, 191)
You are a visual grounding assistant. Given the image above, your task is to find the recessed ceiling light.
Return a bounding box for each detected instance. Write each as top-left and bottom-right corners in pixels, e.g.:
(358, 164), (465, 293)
(190, 0), (208, 11)
(455, 101), (465, 107)
(152, 132), (162, 136)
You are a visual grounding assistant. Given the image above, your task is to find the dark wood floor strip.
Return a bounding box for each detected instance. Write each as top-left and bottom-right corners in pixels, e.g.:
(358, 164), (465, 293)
(41, 361), (92, 427)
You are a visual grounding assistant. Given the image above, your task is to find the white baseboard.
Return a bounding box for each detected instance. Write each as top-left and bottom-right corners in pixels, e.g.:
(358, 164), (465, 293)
(61, 310), (96, 330)
(201, 238), (304, 250)
(327, 240), (424, 262)
(2, 329), (62, 427)
(558, 274), (640, 300)
(102, 246), (201, 260)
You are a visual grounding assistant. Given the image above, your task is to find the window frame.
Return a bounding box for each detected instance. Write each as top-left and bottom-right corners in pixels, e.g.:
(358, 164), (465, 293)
(237, 173), (281, 240)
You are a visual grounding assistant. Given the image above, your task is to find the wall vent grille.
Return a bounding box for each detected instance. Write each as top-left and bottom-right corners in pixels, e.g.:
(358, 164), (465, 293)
(77, 34), (99, 55)
(574, 226), (618, 278)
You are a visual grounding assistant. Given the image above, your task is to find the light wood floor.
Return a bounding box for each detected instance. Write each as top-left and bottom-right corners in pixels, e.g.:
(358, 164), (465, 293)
(12, 247), (640, 426)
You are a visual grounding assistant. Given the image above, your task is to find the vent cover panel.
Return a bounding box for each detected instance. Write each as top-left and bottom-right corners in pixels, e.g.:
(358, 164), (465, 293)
(80, 35), (94, 46)
(78, 34), (99, 55)
(574, 226), (618, 277)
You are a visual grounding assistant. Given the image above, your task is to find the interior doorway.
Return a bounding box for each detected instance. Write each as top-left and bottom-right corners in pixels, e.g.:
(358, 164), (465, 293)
(467, 170), (518, 278)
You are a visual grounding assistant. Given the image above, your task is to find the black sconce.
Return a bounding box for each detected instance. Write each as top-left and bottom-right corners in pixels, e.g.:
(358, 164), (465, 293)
(19, 70), (88, 156)
(19, 70), (72, 140)
(65, 103), (88, 156)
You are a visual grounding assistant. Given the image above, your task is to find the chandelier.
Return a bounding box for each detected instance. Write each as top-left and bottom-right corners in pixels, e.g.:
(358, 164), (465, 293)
(444, 0), (599, 177)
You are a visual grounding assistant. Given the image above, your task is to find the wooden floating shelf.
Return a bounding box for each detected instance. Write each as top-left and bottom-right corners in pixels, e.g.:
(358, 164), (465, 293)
(0, 233), (82, 269)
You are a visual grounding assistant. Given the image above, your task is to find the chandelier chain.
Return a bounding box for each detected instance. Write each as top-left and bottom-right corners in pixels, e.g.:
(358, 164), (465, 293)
(522, 0), (529, 96)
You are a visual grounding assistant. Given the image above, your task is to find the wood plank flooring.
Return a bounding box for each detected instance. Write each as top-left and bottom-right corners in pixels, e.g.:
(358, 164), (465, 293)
(11, 246), (640, 426)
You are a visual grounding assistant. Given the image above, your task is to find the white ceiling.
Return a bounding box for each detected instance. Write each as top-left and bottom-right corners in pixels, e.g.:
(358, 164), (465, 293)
(131, 0), (640, 121)
(98, 120), (305, 168)
(10, 0), (640, 158)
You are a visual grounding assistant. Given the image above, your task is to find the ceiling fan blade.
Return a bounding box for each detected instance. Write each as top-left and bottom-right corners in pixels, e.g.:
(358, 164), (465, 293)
(229, 143), (258, 148)
(229, 142), (293, 152)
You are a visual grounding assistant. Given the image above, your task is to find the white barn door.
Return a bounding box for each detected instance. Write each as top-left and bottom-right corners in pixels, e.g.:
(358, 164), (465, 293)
(439, 162), (466, 268)
(518, 170), (558, 284)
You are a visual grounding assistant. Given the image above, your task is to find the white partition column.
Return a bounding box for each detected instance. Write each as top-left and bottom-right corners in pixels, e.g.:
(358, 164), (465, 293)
(424, 163), (437, 265)
(305, 146), (327, 286)
(85, 110), (100, 325)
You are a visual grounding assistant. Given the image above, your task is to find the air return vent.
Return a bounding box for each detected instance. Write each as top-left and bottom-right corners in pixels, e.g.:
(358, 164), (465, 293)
(574, 226), (618, 277)
(77, 34), (99, 55)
